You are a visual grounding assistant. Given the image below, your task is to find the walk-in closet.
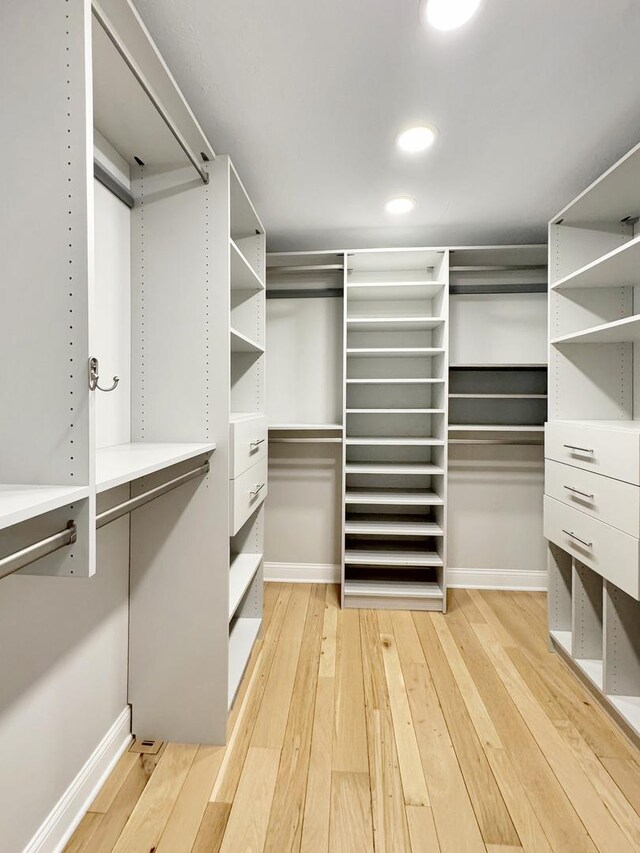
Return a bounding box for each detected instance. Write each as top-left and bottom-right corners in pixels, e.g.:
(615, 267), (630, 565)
(3, 1), (640, 851)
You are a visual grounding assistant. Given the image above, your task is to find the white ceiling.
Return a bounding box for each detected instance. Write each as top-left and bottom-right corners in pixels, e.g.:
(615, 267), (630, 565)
(134, 0), (640, 251)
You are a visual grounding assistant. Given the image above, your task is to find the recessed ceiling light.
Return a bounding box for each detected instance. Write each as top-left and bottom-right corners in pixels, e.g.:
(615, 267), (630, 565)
(397, 125), (437, 153)
(420, 0), (482, 31)
(385, 197), (416, 215)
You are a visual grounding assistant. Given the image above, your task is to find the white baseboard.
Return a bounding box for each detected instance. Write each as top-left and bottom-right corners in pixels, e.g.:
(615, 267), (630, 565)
(447, 567), (547, 591)
(264, 562), (340, 583)
(24, 706), (132, 853)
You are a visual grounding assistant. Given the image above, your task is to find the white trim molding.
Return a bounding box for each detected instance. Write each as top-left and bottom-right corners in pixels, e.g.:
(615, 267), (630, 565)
(447, 567), (547, 592)
(264, 562), (340, 584)
(23, 707), (132, 853)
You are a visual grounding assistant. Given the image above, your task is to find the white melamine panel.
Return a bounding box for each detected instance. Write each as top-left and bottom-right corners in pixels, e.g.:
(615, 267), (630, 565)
(553, 234), (640, 290)
(229, 553), (262, 620)
(449, 293), (547, 365)
(545, 420), (640, 484)
(230, 415), (267, 479)
(230, 457), (268, 536)
(0, 486), (89, 532)
(549, 345), (632, 421)
(545, 460), (640, 537)
(94, 179), (131, 448)
(572, 561), (603, 661)
(267, 296), (342, 426)
(544, 496), (640, 600)
(96, 443), (214, 491)
(228, 617), (261, 706)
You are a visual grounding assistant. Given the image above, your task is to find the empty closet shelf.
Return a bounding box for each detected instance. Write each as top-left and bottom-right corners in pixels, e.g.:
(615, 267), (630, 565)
(575, 658), (604, 690)
(346, 282), (445, 301)
(345, 548), (443, 567)
(230, 328), (264, 353)
(551, 315), (640, 345)
(345, 518), (444, 536)
(96, 442), (215, 492)
(344, 579), (443, 599)
(449, 393), (547, 399)
(549, 629), (572, 655)
(345, 489), (443, 506)
(552, 233), (640, 290)
(228, 617), (262, 708)
(449, 363), (546, 370)
(0, 484), (89, 531)
(347, 347), (444, 358)
(345, 462), (445, 475)
(448, 424), (545, 432)
(346, 408), (444, 414)
(229, 553), (262, 620)
(346, 437), (444, 446)
(346, 378), (445, 384)
(230, 239), (265, 291)
(346, 317), (446, 332)
(268, 423), (342, 430)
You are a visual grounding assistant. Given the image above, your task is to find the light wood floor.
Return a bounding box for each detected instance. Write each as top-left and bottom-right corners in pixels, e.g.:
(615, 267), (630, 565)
(66, 584), (640, 853)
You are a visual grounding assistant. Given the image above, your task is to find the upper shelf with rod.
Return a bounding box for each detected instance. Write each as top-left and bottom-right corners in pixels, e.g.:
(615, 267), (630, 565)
(266, 251), (345, 299)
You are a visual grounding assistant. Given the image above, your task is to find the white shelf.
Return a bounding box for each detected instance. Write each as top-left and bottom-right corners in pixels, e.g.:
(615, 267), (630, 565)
(230, 239), (265, 291)
(347, 408), (444, 414)
(448, 424), (545, 432)
(268, 423), (342, 431)
(230, 328), (264, 354)
(552, 419), (640, 433)
(96, 442), (215, 492)
(608, 695), (640, 732)
(450, 363), (547, 369)
(344, 579), (443, 597)
(345, 517), (443, 537)
(575, 658), (604, 690)
(345, 462), (445, 475)
(552, 234), (640, 290)
(345, 548), (443, 567)
(0, 484), (89, 532)
(551, 314), (640, 345)
(346, 437), (444, 446)
(346, 317), (445, 332)
(230, 161), (265, 240)
(347, 348), (444, 358)
(230, 412), (264, 423)
(550, 629), (572, 655)
(228, 617), (262, 707)
(229, 553), (262, 621)
(346, 281), (445, 301)
(347, 378), (444, 385)
(346, 489), (443, 506)
(449, 393), (547, 399)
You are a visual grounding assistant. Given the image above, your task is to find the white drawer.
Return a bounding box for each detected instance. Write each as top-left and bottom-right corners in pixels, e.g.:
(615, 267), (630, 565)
(545, 422), (640, 485)
(545, 460), (640, 537)
(544, 496), (640, 599)
(230, 457), (268, 536)
(230, 415), (267, 479)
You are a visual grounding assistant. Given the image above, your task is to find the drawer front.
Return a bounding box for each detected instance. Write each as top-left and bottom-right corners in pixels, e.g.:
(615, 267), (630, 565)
(230, 457), (268, 536)
(230, 416), (267, 479)
(544, 496), (640, 599)
(545, 422), (640, 485)
(545, 460), (640, 537)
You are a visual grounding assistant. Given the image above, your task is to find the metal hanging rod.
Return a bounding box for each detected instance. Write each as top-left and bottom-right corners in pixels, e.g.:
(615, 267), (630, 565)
(449, 283), (547, 295)
(92, 4), (211, 185)
(449, 439), (543, 446)
(270, 438), (343, 444)
(267, 264), (344, 274)
(96, 461), (210, 529)
(0, 522), (77, 581)
(266, 288), (343, 300)
(449, 264), (547, 272)
(94, 160), (135, 209)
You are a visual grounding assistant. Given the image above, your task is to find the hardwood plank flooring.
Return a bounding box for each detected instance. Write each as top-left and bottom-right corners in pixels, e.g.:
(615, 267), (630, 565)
(66, 584), (640, 853)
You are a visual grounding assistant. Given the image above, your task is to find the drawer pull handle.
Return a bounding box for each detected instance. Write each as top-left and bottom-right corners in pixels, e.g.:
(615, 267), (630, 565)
(563, 485), (594, 500)
(563, 444), (594, 454)
(562, 529), (592, 548)
(250, 439), (266, 450)
(249, 483), (266, 498)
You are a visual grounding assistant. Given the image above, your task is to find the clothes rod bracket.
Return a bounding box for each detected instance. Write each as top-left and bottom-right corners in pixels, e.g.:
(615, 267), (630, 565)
(96, 461), (210, 528)
(0, 521), (77, 581)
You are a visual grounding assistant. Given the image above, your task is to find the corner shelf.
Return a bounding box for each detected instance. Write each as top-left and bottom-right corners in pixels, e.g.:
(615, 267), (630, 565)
(230, 327), (264, 353)
(0, 485), (90, 532)
(96, 442), (216, 492)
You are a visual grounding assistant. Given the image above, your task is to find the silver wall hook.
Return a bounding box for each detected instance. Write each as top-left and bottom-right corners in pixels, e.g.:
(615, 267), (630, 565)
(88, 357), (120, 393)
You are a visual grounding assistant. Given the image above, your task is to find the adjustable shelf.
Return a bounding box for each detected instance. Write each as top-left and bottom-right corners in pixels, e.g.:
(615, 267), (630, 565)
(229, 553), (263, 621)
(345, 462), (445, 475)
(450, 363), (547, 369)
(228, 616), (262, 707)
(551, 315), (640, 345)
(345, 548), (443, 567)
(230, 327), (264, 353)
(345, 517), (444, 536)
(448, 425), (545, 432)
(230, 239), (265, 291)
(346, 437), (445, 446)
(345, 489), (443, 506)
(346, 317), (446, 332)
(343, 579), (444, 610)
(347, 347), (445, 358)
(449, 393), (547, 399)
(268, 423), (342, 430)
(96, 443), (216, 492)
(346, 408), (444, 414)
(552, 234), (640, 291)
(0, 485), (89, 532)
(347, 378), (444, 384)
(346, 282), (445, 301)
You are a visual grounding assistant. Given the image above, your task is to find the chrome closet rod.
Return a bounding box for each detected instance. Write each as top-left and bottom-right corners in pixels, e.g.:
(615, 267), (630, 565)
(96, 461), (210, 529)
(0, 522), (77, 581)
(92, 3), (211, 185)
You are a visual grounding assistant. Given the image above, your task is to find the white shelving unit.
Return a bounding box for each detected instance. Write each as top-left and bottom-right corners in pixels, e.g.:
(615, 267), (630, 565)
(342, 249), (449, 611)
(96, 443), (216, 492)
(547, 139), (640, 744)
